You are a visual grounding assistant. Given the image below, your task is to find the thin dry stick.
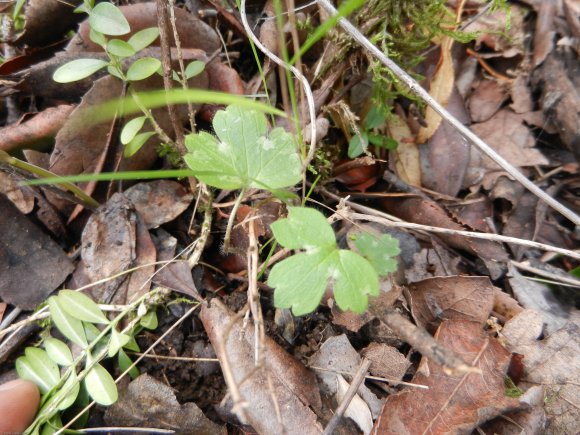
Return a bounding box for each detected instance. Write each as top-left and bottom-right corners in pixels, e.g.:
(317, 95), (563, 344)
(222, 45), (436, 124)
(247, 215), (266, 365)
(239, 0), (318, 171)
(380, 309), (478, 377)
(322, 358), (371, 435)
(316, 0), (580, 226)
(155, 0), (186, 154)
(316, 187), (580, 260)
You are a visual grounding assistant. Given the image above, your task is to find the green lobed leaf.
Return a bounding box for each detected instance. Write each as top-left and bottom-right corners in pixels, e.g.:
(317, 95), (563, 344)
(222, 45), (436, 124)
(124, 131), (156, 157)
(184, 105), (302, 190)
(128, 27), (160, 52)
(185, 60), (205, 79)
(120, 116), (147, 145)
(48, 296), (88, 347)
(84, 363), (118, 405)
(44, 338), (73, 366)
(89, 2), (130, 36)
(53, 58), (109, 83)
(106, 39), (136, 57)
(270, 207), (335, 250)
(353, 232), (400, 276)
(126, 57), (161, 81)
(268, 207), (379, 315)
(21, 348), (60, 393)
(57, 290), (109, 324)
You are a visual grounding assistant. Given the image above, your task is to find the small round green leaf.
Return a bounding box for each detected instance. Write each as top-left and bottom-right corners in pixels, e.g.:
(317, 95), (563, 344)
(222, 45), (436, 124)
(54, 373), (80, 411)
(89, 2), (130, 36)
(107, 65), (124, 80)
(139, 310), (158, 330)
(45, 338), (73, 366)
(121, 116), (147, 145)
(124, 131), (155, 157)
(118, 349), (140, 379)
(126, 57), (161, 81)
(58, 290), (109, 324)
(127, 27), (159, 52)
(89, 29), (107, 48)
(53, 58), (108, 83)
(84, 363), (118, 405)
(106, 39), (136, 58)
(185, 60), (205, 79)
(48, 297), (88, 347)
(24, 348), (60, 393)
(108, 330), (131, 358)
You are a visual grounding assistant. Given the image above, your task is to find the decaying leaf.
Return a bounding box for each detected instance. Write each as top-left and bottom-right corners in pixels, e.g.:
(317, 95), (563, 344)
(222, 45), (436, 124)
(388, 112), (421, 187)
(105, 374), (225, 434)
(502, 310), (580, 434)
(200, 299), (323, 434)
(0, 194), (74, 310)
(374, 320), (524, 434)
(407, 276), (495, 333)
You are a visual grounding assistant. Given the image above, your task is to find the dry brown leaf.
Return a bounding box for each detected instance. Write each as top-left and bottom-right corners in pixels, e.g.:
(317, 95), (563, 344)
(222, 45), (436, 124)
(124, 181), (193, 229)
(309, 334), (383, 419)
(468, 79), (508, 123)
(469, 108), (549, 170)
(105, 374), (225, 434)
(416, 36), (455, 144)
(419, 87), (470, 196)
(200, 299), (323, 434)
(407, 276), (495, 333)
(337, 375), (373, 435)
(503, 310), (580, 434)
(0, 194), (74, 310)
(15, 0), (83, 47)
(361, 343), (410, 381)
(80, 193), (155, 305)
(151, 229), (200, 299)
(0, 171), (35, 213)
(388, 113), (421, 187)
(0, 105), (75, 153)
(374, 320), (523, 434)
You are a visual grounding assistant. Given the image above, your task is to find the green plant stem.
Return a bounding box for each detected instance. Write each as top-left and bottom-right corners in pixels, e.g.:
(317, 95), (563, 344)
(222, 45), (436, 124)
(128, 87), (174, 146)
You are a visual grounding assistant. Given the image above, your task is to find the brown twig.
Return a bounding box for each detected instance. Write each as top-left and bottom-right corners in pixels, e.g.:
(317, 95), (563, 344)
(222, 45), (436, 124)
(322, 358), (371, 435)
(155, 0), (186, 154)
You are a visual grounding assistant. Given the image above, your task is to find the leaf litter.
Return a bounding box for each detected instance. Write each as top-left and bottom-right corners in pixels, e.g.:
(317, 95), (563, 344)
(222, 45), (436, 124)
(0, 0), (579, 434)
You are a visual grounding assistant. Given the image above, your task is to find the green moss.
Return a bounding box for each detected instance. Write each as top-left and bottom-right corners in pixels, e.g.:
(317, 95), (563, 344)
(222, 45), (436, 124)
(504, 377), (523, 398)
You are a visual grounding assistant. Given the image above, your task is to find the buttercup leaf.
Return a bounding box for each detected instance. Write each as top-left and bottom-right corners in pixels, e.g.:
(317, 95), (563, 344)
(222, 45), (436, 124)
(184, 105), (302, 191)
(353, 232), (400, 276)
(268, 207), (379, 315)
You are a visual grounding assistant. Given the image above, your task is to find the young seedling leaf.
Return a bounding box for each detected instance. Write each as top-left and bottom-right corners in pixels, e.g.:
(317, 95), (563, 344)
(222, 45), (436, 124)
(53, 59), (108, 83)
(184, 105), (302, 190)
(106, 39), (136, 58)
(365, 107), (386, 129)
(348, 132), (368, 158)
(84, 363), (118, 405)
(185, 60), (205, 79)
(108, 330), (130, 358)
(139, 310), (158, 330)
(58, 290), (109, 324)
(48, 297), (88, 347)
(268, 207), (379, 315)
(123, 335), (140, 352)
(127, 27), (160, 52)
(107, 64), (123, 80)
(45, 338), (73, 366)
(353, 232), (400, 276)
(124, 131), (156, 157)
(121, 116), (147, 145)
(118, 349), (140, 379)
(126, 57), (161, 81)
(25, 348), (60, 392)
(89, 2), (130, 36)
(89, 29), (107, 48)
